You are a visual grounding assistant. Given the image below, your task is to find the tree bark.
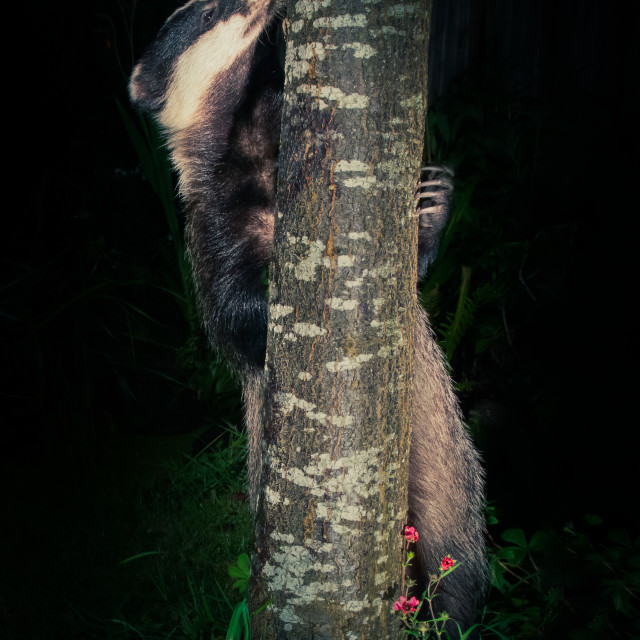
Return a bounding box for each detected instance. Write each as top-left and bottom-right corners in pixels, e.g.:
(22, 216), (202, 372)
(250, 0), (432, 637)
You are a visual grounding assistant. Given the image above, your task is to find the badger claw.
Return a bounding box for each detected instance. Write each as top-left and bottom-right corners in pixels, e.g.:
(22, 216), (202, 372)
(415, 165), (454, 215)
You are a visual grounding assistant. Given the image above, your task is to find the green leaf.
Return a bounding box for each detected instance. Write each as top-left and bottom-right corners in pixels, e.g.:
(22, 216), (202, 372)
(498, 546), (527, 565)
(226, 599), (251, 640)
(529, 529), (555, 551)
(229, 553), (251, 593)
(488, 556), (510, 592)
(501, 528), (527, 548)
(119, 550), (162, 565)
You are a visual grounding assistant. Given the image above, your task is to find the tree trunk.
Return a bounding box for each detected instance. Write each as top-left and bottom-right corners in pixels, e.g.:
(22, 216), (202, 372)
(250, 0), (432, 637)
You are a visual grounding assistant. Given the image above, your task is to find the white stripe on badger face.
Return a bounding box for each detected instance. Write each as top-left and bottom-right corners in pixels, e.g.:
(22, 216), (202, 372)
(159, 0), (268, 133)
(128, 63), (145, 102)
(166, 0), (209, 24)
(128, 1), (215, 105)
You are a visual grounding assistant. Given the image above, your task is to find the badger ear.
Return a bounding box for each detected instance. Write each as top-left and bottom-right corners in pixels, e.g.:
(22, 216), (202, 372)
(128, 60), (166, 113)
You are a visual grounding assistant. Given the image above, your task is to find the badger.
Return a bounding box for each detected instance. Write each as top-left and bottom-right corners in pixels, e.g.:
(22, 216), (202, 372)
(129, 0), (485, 631)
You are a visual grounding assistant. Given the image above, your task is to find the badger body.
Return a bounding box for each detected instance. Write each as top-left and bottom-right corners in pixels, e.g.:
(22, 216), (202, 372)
(130, 0), (485, 630)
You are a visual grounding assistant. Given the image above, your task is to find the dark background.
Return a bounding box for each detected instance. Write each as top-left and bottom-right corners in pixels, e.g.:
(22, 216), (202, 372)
(3, 0), (638, 637)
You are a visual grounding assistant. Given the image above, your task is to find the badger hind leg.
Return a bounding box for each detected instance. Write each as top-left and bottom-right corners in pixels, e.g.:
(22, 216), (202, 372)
(408, 307), (486, 634)
(242, 366), (267, 512)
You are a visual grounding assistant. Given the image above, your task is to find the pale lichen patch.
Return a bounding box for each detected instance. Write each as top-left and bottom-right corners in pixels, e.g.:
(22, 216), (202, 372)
(331, 522), (363, 535)
(326, 353), (374, 372)
(270, 531), (296, 544)
(342, 175), (378, 189)
(294, 239), (325, 281)
(377, 25), (407, 36)
(297, 84), (369, 110)
(270, 304), (294, 319)
(304, 448), (380, 473)
(400, 94), (424, 109)
(275, 603), (302, 624)
(287, 233), (314, 245)
(343, 596), (373, 612)
(278, 392), (317, 414)
(287, 41), (338, 79)
(335, 159), (370, 173)
(347, 231), (372, 241)
(294, 42), (336, 60)
(306, 409), (330, 423)
(266, 486), (284, 504)
(278, 466), (316, 488)
(312, 14), (367, 29)
(326, 297), (359, 311)
(386, 4), (416, 17)
(323, 254), (355, 268)
(341, 42), (377, 58)
(337, 255), (355, 267)
(294, 322), (327, 337)
(276, 393), (335, 426)
(374, 571), (389, 585)
(294, 0), (331, 19)
(366, 263), (396, 279)
(317, 501), (370, 521)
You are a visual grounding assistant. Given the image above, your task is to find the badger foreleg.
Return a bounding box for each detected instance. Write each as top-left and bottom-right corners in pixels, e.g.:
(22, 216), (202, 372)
(415, 164), (454, 277)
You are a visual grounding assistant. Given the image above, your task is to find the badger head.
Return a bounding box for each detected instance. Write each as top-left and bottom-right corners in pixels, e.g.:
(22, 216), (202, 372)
(129, 0), (278, 132)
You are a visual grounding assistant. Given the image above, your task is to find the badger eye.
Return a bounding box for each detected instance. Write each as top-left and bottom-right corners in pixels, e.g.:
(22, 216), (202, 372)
(201, 8), (216, 26)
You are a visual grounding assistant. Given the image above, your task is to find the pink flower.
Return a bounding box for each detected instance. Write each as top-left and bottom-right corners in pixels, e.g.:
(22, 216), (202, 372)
(403, 526), (419, 543)
(393, 595), (420, 614)
(441, 556), (455, 571)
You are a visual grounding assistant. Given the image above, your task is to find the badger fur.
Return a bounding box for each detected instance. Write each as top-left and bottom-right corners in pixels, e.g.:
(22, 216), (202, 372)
(129, 0), (485, 630)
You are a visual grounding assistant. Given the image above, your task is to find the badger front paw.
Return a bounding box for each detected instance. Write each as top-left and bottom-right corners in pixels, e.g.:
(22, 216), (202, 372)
(415, 164), (453, 222)
(415, 164), (454, 278)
